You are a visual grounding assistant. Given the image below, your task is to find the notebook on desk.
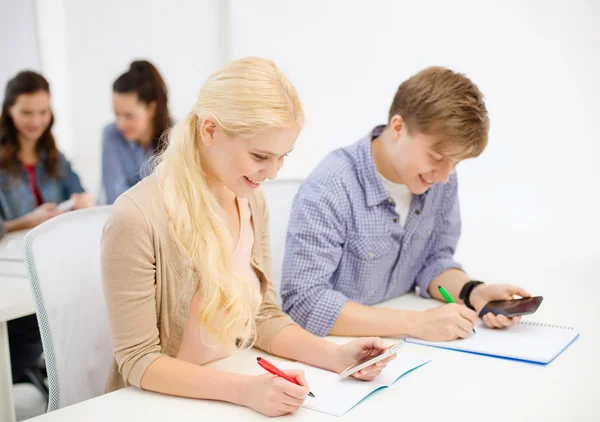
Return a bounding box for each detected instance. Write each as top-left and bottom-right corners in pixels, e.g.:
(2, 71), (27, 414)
(406, 320), (579, 364)
(286, 353), (430, 417)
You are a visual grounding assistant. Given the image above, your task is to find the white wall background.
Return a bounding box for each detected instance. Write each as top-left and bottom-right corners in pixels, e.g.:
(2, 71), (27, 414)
(231, 0), (600, 314)
(230, 0), (600, 238)
(231, 0), (600, 292)
(0, 0), (41, 102)
(9, 2), (600, 416)
(33, 1), (600, 217)
(32, 0), (600, 254)
(35, 0), (225, 197)
(4, 3), (597, 418)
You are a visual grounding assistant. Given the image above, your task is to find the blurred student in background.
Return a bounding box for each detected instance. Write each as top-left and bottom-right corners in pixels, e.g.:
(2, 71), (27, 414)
(0, 70), (93, 385)
(0, 70), (93, 232)
(102, 60), (172, 204)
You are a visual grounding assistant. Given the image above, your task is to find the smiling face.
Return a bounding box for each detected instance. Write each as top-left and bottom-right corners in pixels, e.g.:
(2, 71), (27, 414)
(198, 117), (300, 198)
(8, 90), (52, 143)
(379, 115), (459, 195)
(382, 67), (490, 193)
(112, 92), (156, 142)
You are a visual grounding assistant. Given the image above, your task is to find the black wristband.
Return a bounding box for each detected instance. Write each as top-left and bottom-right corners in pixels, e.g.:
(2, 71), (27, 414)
(459, 280), (485, 310)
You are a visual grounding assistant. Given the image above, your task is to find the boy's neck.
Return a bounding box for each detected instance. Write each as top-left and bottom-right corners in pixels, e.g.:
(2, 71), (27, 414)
(371, 127), (403, 184)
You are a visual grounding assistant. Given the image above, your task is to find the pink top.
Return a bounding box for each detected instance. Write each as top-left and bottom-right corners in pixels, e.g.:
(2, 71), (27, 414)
(176, 197), (261, 365)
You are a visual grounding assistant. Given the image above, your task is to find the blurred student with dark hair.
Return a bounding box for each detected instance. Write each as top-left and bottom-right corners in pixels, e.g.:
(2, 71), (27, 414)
(0, 70), (93, 231)
(102, 60), (172, 204)
(0, 69), (93, 384)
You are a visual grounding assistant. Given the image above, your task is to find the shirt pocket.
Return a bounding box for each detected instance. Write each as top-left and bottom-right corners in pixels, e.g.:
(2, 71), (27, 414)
(346, 235), (397, 261)
(408, 214), (437, 261)
(339, 236), (400, 304)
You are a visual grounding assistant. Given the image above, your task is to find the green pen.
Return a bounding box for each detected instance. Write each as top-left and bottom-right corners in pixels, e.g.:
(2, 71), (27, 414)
(438, 285), (476, 334)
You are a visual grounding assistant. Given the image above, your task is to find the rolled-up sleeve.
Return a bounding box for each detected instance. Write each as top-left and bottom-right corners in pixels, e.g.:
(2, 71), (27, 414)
(101, 196), (163, 388)
(414, 173), (463, 297)
(280, 180), (350, 337)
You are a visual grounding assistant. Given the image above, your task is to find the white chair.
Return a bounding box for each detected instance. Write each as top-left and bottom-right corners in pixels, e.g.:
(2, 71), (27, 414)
(24, 206), (113, 411)
(261, 179), (303, 302)
(21, 182), (301, 411)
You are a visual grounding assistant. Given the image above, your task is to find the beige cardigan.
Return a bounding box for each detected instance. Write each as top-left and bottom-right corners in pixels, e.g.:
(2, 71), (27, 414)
(101, 174), (295, 393)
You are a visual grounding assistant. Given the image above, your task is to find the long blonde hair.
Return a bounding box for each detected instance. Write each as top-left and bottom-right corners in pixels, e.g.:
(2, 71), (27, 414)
(155, 57), (303, 349)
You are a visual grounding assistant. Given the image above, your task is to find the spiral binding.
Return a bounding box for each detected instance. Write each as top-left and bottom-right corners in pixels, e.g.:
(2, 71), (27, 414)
(519, 320), (574, 330)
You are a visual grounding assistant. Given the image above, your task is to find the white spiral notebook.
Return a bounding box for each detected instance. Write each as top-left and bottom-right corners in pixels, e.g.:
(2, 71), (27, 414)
(406, 320), (579, 364)
(285, 353), (430, 417)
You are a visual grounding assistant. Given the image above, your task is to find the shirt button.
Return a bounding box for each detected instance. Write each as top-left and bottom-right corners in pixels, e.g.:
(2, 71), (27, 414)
(387, 197), (394, 203)
(426, 230), (432, 236)
(367, 252), (375, 259)
(415, 210), (421, 215)
(393, 217), (398, 223)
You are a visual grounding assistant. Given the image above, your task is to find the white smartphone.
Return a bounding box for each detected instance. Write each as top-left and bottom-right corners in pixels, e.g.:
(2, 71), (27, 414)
(339, 340), (404, 379)
(57, 198), (76, 212)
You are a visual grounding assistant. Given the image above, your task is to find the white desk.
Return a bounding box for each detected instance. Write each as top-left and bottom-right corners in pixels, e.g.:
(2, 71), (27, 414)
(0, 230), (29, 277)
(0, 276), (37, 422)
(26, 290), (599, 422)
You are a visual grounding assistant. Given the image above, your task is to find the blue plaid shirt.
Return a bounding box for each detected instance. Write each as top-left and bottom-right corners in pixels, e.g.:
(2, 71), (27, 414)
(280, 126), (463, 336)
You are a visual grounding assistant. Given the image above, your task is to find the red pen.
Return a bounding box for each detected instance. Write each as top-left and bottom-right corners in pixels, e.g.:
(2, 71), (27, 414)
(256, 357), (315, 398)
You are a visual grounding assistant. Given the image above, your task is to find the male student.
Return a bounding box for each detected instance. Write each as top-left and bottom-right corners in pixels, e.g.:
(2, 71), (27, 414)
(280, 66), (530, 340)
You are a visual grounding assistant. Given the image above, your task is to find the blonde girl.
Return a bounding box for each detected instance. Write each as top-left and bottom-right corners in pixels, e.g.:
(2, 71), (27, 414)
(101, 57), (394, 417)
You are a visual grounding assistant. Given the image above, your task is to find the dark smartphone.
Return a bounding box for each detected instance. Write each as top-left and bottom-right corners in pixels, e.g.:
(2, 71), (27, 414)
(478, 296), (543, 318)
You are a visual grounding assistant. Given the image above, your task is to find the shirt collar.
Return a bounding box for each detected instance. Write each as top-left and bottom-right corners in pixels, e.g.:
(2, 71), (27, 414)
(357, 125), (431, 207)
(357, 125), (391, 207)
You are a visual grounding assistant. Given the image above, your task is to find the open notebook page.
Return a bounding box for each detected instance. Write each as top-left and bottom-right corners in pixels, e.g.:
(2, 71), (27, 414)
(406, 320), (579, 364)
(286, 353), (430, 417)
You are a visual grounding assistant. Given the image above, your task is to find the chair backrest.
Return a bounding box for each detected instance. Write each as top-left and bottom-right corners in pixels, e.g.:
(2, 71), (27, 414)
(261, 179), (303, 302)
(25, 206), (113, 411)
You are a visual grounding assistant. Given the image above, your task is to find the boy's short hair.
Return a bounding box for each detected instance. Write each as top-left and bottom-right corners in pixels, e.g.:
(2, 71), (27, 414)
(388, 66), (489, 159)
